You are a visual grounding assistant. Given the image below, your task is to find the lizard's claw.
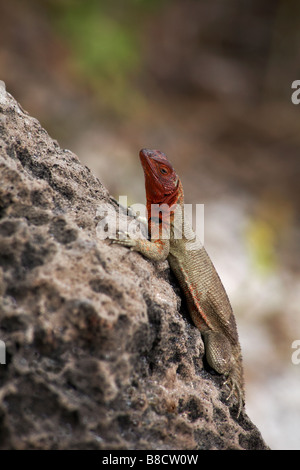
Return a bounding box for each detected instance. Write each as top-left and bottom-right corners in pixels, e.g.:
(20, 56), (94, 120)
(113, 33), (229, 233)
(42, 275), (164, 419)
(223, 376), (243, 418)
(109, 231), (137, 249)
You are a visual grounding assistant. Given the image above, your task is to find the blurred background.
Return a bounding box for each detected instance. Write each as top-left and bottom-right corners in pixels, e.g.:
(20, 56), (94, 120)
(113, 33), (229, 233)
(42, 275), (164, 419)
(1, 0), (299, 449)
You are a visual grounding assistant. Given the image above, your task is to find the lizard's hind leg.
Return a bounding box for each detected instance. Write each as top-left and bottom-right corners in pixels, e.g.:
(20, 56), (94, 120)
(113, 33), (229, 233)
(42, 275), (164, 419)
(202, 330), (244, 416)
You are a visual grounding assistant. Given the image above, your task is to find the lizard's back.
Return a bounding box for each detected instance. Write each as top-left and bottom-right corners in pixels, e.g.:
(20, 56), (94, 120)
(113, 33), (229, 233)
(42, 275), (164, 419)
(167, 218), (244, 402)
(168, 232), (238, 341)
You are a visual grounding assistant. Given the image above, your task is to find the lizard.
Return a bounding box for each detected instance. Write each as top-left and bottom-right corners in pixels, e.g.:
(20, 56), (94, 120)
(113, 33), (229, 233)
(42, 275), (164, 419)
(111, 148), (244, 416)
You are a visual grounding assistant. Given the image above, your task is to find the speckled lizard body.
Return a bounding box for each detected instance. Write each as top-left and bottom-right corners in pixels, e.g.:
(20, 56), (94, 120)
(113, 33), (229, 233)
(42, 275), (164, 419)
(112, 149), (244, 415)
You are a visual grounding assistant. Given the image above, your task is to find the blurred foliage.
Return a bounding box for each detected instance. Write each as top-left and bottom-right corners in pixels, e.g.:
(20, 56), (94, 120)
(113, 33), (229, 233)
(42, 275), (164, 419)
(44, 0), (167, 114)
(245, 196), (294, 276)
(246, 218), (277, 275)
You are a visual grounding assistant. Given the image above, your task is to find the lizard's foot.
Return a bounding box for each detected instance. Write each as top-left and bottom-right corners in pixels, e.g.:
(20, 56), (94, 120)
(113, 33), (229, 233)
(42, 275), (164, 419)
(110, 197), (147, 226)
(223, 376), (244, 418)
(109, 231), (137, 249)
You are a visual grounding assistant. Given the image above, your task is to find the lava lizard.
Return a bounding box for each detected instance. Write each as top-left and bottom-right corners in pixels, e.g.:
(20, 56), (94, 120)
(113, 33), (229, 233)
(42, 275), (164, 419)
(111, 148), (244, 415)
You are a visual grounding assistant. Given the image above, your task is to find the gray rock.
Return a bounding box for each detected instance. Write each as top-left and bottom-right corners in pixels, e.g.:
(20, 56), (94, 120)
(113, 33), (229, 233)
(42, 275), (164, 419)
(0, 82), (268, 450)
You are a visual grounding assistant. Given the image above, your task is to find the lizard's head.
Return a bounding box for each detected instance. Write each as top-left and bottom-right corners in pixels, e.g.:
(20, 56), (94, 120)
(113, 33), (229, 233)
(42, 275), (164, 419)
(139, 149), (179, 204)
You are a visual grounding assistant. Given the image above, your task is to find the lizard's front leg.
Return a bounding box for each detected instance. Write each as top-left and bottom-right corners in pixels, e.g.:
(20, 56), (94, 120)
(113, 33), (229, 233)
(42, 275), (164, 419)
(110, 232), (170, 262)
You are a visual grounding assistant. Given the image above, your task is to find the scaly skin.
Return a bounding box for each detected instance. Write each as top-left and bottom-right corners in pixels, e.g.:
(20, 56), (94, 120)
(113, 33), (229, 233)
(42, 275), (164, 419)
(112, 149), (244, 416)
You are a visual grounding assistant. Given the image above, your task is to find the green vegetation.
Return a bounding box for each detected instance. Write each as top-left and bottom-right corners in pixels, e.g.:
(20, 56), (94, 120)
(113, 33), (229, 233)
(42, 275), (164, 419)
(46, 0), (166, 114)
(246, 218), (278, 275)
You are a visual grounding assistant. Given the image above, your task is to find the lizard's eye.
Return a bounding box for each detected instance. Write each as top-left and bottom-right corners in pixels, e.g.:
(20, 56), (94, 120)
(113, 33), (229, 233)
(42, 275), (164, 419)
(160, 167), (168, 175)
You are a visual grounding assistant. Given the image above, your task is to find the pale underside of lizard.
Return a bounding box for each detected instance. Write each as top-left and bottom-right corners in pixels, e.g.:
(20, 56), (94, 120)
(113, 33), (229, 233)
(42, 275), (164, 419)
(111, 149), (245, 416)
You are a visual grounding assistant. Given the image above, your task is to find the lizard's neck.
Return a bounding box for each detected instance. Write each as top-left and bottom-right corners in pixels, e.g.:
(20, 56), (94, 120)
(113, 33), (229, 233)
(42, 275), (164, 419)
(146, 179), (184, 237)
(146, 179), (184, 215)
(176, 180), (184, 208)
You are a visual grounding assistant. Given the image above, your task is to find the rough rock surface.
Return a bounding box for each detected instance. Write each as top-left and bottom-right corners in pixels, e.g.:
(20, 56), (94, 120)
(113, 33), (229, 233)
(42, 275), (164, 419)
(0, 82), (268, 450)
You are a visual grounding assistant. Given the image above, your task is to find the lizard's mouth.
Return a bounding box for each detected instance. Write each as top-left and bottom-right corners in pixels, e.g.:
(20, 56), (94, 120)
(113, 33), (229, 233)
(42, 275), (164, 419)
(139, 149), (157, 179)
(139, 149), (157, 168)
(139, 148), (170, 172)
(139, 148), (156, 159)
(139, 148), (151, 158)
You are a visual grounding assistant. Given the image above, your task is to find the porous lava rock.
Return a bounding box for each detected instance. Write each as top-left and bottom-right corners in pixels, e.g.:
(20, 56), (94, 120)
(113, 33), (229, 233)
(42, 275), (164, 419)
(0, 82), (268, 450)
